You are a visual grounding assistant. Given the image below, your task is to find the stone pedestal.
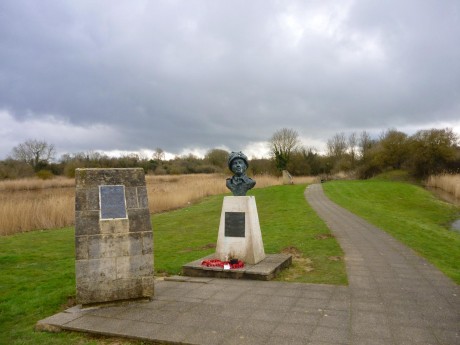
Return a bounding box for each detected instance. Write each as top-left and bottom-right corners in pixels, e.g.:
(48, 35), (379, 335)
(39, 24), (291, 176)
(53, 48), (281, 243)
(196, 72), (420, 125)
(215, 196), (265, 265)
(75, 168), (154, 305)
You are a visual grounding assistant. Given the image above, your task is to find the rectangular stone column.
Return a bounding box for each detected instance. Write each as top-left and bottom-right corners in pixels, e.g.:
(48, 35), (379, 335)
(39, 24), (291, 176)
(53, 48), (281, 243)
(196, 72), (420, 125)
(75, 168), (154, 305)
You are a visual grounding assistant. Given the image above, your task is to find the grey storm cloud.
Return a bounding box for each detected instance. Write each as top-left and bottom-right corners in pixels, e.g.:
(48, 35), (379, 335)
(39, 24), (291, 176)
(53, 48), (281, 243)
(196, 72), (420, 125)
(1, 0), (459, 158)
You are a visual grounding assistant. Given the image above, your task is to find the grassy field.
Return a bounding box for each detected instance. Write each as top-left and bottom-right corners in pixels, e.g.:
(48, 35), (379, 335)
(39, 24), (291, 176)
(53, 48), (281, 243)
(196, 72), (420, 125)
(323, 179), (460, 283)
(0, 184), (344, 345)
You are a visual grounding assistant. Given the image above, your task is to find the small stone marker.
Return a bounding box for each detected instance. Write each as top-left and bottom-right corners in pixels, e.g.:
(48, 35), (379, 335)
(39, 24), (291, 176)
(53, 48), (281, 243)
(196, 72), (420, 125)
(75, 168), (154, 305)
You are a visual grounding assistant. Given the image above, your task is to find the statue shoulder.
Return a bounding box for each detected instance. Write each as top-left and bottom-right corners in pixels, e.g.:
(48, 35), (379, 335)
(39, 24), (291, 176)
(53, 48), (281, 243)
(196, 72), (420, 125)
(243, 175), (255, 184)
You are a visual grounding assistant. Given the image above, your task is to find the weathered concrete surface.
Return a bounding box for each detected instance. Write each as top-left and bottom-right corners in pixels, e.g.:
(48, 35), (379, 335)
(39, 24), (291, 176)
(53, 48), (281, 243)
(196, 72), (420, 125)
(37, 184), (459, 344)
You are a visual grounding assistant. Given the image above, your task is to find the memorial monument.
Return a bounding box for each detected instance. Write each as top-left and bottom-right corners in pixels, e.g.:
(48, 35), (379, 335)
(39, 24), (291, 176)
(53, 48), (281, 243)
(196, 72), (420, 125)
(182, 152), (291, 279)
(74, 168), (154, 305)
(215, 152), (265, 265)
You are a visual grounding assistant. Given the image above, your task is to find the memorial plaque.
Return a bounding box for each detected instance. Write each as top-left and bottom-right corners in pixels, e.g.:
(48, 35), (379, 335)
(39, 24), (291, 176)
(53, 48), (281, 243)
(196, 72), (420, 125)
(225, 212), (245, 237)
(100, 185), (127, 219)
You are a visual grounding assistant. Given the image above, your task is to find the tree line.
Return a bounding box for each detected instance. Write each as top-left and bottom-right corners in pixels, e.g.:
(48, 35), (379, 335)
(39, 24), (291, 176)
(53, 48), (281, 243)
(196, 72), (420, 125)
(1, 127), (459, 180)
(269, 127), (460, 179)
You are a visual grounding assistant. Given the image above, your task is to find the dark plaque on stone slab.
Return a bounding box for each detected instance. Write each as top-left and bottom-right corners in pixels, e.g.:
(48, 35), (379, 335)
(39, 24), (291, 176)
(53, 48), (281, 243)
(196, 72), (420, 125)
(225, 212), (245, 237)
(100, 185), (127, 219)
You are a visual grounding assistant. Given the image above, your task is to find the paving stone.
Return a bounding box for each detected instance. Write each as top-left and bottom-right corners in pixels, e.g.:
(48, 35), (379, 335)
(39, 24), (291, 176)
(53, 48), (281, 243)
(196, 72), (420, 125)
(391, 325), (438, 343)
(282, 310), (323, 325)
(317, 310), (350, 329)
(185, 328), (229, 345)
(221, 333), (271, 345)
(310, 326), (351, 344)
(272, 322), (315, 339)
(265, 335), (306, 345)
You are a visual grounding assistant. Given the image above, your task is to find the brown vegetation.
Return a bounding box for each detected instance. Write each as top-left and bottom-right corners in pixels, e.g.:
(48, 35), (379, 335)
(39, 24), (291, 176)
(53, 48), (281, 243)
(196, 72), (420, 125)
(0, 189), (75, 235)
(0, 173), (317, 236)
(147, 174), (228, 213)
(426, 174), (460, 200)
(0, 176), (75, 192)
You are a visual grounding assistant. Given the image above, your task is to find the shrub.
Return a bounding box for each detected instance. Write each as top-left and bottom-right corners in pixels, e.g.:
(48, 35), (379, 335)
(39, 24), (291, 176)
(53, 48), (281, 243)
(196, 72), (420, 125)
(36, 170), (54, 180)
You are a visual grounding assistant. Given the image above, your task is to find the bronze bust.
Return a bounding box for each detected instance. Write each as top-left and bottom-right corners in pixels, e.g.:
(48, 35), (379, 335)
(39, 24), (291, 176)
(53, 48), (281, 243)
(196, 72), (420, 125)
(226, 151), (256, 196)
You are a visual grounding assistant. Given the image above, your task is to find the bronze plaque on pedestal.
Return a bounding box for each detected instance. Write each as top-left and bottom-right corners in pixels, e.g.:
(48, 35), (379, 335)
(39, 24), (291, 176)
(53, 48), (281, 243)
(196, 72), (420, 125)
(225, 212), (245, 237)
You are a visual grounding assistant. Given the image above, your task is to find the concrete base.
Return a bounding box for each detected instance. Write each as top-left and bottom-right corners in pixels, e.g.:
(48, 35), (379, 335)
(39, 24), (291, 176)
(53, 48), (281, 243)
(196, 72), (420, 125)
(182, 253), (292, 281)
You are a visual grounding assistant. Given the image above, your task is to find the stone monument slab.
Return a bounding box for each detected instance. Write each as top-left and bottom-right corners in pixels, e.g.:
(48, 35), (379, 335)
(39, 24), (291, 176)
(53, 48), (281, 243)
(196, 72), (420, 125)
(75, 168), (154, 305)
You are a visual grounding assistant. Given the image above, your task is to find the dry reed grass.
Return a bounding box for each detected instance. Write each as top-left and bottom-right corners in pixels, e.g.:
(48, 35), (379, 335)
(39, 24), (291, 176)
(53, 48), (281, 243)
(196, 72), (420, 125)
(146, 174), (228, 213)
(0, 189), (75, 235)
(426, 174), (460, 200)
(0, 173), (315, 235)
(0, 176), (75, 192)
(290, 176), (320, 184)
(146, 173), (290, 213)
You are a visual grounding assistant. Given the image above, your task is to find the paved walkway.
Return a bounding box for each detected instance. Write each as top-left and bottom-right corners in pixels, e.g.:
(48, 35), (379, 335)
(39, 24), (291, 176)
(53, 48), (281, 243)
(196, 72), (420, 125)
(305, 184), (459, 345)
(37, 184), (459, 345)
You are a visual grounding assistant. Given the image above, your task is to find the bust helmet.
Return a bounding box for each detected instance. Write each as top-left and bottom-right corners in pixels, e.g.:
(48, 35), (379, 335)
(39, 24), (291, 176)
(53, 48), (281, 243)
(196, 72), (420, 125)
(227, 151), (249, 170)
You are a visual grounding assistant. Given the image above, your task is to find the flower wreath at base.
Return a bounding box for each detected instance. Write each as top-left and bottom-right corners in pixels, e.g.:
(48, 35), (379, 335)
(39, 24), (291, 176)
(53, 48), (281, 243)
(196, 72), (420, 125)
(201, 259), (245, 269)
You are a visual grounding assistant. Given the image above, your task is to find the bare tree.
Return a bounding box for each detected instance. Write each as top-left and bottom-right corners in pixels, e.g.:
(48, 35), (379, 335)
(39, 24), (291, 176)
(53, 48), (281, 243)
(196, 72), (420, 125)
(326, 132), (347, 158)
(348, 132), (358, 167)
(269, 128), (300, 171)
(11, 139), (55, 171)
(152, 147), (165, 162)
(358, 131), (373, 157)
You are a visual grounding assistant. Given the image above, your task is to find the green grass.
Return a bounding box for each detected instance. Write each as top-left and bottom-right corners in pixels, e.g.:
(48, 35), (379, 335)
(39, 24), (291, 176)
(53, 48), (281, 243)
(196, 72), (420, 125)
(323, 179), (460, 283)
(0, 184), (346, 344)
(0, 229), (121, 345)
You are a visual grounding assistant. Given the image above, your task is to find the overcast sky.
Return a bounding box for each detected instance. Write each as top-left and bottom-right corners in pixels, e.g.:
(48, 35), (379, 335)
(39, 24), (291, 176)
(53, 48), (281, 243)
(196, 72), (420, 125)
(1, 0), (459, 160)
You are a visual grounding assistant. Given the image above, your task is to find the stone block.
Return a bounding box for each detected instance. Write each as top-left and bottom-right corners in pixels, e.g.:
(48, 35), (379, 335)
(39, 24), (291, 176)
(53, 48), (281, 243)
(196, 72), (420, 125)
(124, 187), (139, 209)
(75, 236), (88, 260)
(137, 186), (149, 208)
(88, 234), (131, 259)
(75, 187), (99, 211)
(116, 254), (154, 279)
(75, 168), (146, 188)
(75, 211), (100, 236)
(76, 278), (149, 304)
(142, 276), (155, 296)
(99, 218), (129, 235)
(127, 208), (152, 233)
(128, 232), (143, 254)
(142, 232), (154, 255)
(75, 259), (119, 291)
